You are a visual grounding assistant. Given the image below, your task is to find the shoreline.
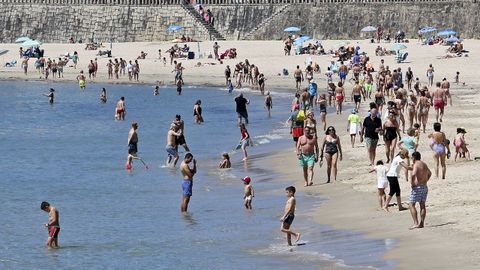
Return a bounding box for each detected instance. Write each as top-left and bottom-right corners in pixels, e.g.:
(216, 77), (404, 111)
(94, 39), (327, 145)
(265, 82), (480, 269)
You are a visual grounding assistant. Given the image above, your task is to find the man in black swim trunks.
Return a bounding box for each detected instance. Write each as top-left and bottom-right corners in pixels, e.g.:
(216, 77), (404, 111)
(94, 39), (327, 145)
(235, 93), (249, 125)
(173, 115), (190, 152)
(361, 108), (382, 165)
(294, 65), (304, 91)
(127, 122), (139, 156)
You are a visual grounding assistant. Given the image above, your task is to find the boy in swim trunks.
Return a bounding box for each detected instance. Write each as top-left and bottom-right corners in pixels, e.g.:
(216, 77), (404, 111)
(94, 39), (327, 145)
(280, 186), (301, 246)
(180, 153), (197, 212)
(243, 176), (254, 209)
(41, 201), (60, 248)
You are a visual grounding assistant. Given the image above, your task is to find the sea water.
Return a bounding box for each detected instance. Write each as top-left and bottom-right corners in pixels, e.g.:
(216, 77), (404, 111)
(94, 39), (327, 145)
(0, 81), (394, 269)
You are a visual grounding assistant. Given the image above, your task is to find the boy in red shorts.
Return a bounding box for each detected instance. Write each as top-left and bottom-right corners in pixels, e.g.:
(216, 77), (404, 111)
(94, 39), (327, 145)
(41, 201), (60, 248)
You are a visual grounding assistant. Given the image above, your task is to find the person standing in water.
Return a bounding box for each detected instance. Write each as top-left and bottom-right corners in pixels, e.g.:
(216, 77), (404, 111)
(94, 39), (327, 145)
(239, 123), (251, 161)
(173, 115), (190, 152)
(77, 70), (86, 90)
(100, 88), (107, 103)
(280, 186), (301, 246)
(40, 201), (60, 249)
(243, 176), (254, 209)
(265, 91), (272, 116)
(235, 93), (250, 125)
(43, 88), (55, 104)
(115, 97), (126, 120)
(193, 100), (204, 124)
(127, 122), (138, 156)
(180, 153), (197, 212)
(166, 124), (182, 167)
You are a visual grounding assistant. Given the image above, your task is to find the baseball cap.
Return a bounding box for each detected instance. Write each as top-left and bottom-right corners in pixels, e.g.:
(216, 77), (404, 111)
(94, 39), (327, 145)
(243, 176), (251, 184)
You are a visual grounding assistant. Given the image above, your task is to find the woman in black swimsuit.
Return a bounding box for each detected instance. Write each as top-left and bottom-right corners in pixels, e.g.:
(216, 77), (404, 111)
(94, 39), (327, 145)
(317, 93), (328, 131)
(193, 100), (204, 124)
(374, 88), (385, 114)
(383, 111), (401, 163)
(320, 126), (343, 183)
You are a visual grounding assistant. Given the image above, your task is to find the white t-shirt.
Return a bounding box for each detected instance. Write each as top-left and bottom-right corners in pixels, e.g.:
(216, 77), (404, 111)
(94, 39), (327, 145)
(375, 165), (388, 181)
(387, 156), (404, 177)
(127, 64), (133, 72)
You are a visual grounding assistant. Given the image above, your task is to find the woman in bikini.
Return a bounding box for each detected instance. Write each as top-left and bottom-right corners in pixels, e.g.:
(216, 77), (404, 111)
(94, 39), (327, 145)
(416, 90), (430, 133)
(383, 110), (401, 163)
(406, 91), (417, 129)
(374, 88), (385, 116)
(317, 93), (328, 131)
(304, 110), (317, 136)
(320, 126), (342, 183)
(335, 82), (345, 114)
(428, 122), (450, 179)
(193, 100), (204, 124)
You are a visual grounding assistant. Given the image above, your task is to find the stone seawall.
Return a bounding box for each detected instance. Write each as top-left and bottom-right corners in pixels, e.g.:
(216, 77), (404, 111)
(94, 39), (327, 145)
(0, 2), (478, 43)
(0, 4), (211, 42)
(214, 1), (480, 40)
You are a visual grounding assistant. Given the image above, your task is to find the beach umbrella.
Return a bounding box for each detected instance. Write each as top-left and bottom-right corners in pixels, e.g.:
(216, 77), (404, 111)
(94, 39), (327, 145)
(284, 27), (301, 33)
(22, 39), (41, 47)
(419, 27), (436, 34)
(15, 37), (31, 43)
(446, 36), (462, 43)
(167, 25), (183, 33)
(361, 26), (377, 32)
(437, 29), (457, 36)
(294, 35), (311, 45)
(391, 43), (407, 51)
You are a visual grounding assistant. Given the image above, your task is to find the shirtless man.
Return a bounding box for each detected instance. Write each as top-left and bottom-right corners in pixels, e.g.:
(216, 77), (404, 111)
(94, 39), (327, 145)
(300, 88), (311, 111)
(432, 82), (447, 122)
(294, 65), (304, 90)
(43, 88), (55, 104)
(351, 80), (364, 111)
(173, 115), (190, 152)
(296, 127), (319, 187)
(408, 151), (432, 229)
(40, 201), (60, 248)
(22, 57), (29, 75)
(426, 64), (434, 87)
(280, 186), (301, 246)
(127, 122), (138, 156)
(441, 78), (452, 106)
(180, 153), (197, 212)
(338, 61), (348, 84)
(166, 124), (182, 167)
(115, 97), (126, 120)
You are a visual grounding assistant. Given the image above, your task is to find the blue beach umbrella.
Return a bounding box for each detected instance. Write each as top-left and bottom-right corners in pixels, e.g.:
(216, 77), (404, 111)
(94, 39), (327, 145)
(437, 29), (457, 37)
(167, 25), (183, 33)
(391, 43), (407, 51)
(15, 37), (31, 43)
(284, 27), (301, 33)
(294, 35), (311, 45)
(446, 36), (462, 43)
(419, 27), (437, 34)
(22, 39), (41, 47)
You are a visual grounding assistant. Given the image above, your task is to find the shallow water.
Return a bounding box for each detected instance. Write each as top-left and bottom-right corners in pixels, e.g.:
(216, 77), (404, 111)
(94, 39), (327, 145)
(0, 81), (394, 269)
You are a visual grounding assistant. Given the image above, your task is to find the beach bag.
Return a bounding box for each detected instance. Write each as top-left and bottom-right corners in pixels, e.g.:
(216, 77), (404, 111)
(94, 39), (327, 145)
(283, 68), (289, 76)
(296, 110), (305, 121)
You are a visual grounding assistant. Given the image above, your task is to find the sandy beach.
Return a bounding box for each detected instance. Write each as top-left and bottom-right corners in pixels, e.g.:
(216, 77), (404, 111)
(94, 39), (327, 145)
(2, 39), (480, 268)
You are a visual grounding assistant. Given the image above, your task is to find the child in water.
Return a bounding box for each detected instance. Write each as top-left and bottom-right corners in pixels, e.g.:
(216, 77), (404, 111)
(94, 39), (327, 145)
(227, 78), (234, 93)
(219, 153), (231, 168)
(125, 149), (148, 171)
(243, 176), (254, 209)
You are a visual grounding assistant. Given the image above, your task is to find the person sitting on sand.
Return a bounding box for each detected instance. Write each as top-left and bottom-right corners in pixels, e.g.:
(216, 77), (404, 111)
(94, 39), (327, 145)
(137, 51), (147, 59)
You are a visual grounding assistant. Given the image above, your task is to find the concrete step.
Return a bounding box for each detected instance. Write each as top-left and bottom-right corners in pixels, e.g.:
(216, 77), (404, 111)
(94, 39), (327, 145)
(180, 3), (225, 40)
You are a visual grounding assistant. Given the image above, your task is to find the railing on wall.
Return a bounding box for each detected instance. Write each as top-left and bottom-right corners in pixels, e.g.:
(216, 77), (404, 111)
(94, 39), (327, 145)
(0, 0), (469, 5)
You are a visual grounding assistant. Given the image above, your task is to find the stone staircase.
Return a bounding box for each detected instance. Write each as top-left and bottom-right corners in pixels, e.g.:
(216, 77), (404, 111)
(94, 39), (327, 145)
(242, 4), (291, 40)
(180, 3), (226, 41)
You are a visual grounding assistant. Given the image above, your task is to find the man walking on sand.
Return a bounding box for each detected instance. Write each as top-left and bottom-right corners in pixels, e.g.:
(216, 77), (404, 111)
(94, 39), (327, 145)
(433, 82), (447, 123)
(294, 65), (304, 91)
(296, 126), (319, 187)
(409, 151), (432, 229)
(180, 153), (197, 212)
(361, 108), (382, 165)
